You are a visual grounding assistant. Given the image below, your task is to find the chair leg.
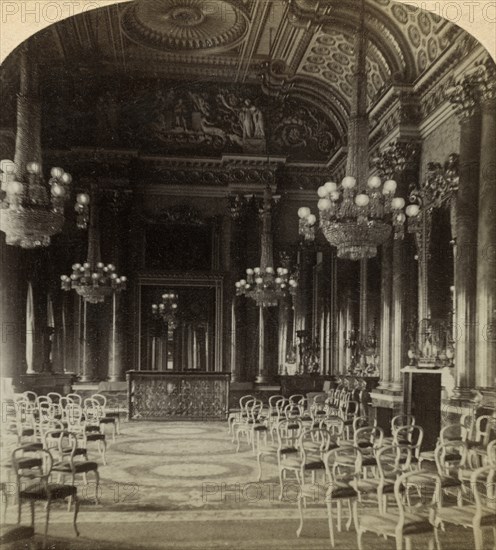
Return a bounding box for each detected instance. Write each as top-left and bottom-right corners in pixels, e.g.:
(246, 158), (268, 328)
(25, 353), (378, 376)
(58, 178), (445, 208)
(326, 500), (335, 548)
(100, 439), (107, 465)
(278, 467), (284, 501)
(44, 500), (50, 545)
(257, 453), (263, 482)
(473, 519), (483, 550)
(357, 527), (364, 550)
(296, 495), (304, 537)
(17, 497), (22, 524)
(395, 534), (403, 550)
(73, 496), (80, 537)
(336, 499), (342, 532)
(94, 469), (100, 505)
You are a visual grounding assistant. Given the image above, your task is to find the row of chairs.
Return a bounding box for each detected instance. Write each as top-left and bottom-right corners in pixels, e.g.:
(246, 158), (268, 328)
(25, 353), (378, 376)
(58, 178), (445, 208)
(2, 390), (123, 544)
(228, 393), (495, 549)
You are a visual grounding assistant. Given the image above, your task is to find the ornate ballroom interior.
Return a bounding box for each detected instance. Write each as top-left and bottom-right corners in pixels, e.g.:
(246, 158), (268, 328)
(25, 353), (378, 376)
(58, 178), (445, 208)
(0, 0), (495, 549)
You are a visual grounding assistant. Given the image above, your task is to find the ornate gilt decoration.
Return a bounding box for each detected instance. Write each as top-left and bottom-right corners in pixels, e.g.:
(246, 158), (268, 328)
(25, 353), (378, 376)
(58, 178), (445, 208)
(411, 154), (459, 213)
(128, 373), (230, 420)
(153, 205), (205, 226)
(372, 140), (420, 180)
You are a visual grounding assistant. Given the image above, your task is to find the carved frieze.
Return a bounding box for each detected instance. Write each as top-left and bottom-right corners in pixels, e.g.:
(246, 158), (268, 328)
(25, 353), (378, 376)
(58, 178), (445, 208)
(42, 78), (338, 162)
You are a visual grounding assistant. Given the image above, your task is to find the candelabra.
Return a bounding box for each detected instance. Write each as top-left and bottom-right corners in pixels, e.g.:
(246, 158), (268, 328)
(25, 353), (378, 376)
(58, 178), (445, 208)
(151, 291), (179, 330)
(60, 190), (126, 303)
(235, 185), (297, 308)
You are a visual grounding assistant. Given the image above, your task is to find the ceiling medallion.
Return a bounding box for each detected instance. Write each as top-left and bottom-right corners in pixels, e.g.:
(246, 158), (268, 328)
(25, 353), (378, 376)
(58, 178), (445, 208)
(121, 0), (249, 54)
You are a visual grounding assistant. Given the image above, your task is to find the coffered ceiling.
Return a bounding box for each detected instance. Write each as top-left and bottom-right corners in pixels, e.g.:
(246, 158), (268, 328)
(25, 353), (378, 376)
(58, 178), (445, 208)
(15, 1), (465, 109)
(0, 0), (479, 169)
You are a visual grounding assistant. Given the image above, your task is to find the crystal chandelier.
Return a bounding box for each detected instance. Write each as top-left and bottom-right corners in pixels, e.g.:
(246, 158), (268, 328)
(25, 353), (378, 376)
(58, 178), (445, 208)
(0, 161), (73, 248)
(151, 291), (179, 330)
(60, 190), (126, 303)
(235, 185), (297, 308)
(316, 175), (406, 260)
(0, 48), (75, 249)
(300, 0), (406, 261)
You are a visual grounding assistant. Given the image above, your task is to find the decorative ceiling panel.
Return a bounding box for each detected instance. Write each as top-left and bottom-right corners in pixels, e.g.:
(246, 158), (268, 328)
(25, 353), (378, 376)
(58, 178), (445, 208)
(121, 0), (251, 54)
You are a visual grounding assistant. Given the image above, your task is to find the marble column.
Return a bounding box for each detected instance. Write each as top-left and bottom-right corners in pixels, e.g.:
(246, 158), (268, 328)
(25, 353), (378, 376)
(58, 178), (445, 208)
(475, 64), (496, 390)
(229, 195), (247, 382)
(448, 88), (481, 399)
(106, 191), (128, 382)
(390, 236), (406, 391)
(80, 299), (91, 382)
(379, 239), (393, 388)
(108, 292), (124, 382)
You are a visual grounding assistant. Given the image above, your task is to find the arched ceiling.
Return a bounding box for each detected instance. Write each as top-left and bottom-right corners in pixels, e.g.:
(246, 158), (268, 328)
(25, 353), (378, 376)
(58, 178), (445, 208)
(0, 0), (476, 162)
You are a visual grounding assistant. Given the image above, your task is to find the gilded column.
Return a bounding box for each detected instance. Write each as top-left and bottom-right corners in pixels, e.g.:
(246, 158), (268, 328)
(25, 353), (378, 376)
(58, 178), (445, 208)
(474, 60), (496, 390)
(447, 79), (481, 399)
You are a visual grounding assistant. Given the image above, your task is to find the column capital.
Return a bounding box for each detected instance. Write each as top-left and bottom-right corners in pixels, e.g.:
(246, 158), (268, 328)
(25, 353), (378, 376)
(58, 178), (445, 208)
(446, 81), (479, 121)
(371, 140), (420, 180)
(468, 58), (496, 105)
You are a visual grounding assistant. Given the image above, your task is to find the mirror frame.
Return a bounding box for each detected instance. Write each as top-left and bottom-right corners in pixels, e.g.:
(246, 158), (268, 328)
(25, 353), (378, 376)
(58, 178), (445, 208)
(135, 272), (224, 372)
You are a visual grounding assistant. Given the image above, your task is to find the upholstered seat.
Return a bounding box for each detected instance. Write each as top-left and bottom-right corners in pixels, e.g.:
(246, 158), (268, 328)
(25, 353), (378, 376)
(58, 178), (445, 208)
(20, 482), (77, 501)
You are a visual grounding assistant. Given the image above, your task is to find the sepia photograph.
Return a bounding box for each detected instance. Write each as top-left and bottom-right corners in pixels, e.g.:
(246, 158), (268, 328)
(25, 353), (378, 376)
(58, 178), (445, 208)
(0, 0), (495, 548)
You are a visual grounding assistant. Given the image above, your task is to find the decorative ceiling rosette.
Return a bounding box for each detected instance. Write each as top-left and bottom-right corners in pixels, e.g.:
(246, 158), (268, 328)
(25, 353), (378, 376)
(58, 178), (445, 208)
(121, 0), (250, 54)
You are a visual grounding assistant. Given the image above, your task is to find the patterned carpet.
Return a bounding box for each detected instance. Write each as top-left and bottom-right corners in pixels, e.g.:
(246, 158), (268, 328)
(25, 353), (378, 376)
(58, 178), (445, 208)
(1, 421), (490, 549)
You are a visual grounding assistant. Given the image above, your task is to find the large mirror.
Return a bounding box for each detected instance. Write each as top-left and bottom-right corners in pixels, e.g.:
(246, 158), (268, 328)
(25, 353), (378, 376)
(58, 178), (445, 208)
(137, 276), (223, 372)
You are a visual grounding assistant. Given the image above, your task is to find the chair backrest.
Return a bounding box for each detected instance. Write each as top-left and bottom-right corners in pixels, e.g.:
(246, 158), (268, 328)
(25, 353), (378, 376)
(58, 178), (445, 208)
(439, 423), (466, 445)
(276, 418), (303, 450)
(470, 466), (495, 508)
(352, 416), (370, 432)
(283, 402), (301, 419)
(54, 431), (78, 464)
(65, 403), (85, 431)
(22, 391), (37, 402)
(486, 439), (496, 467)
(391, 414), (415, 434)
(324, 446), (360, 481)
(268, 394), (284, 409)
(92, 393), (108, 408)
(36, 396), (50, 407)
(354, 425), (384, 449)
(84, 398), (104, 422)
(299, 428), (331, 463)
(375, 444), (412, 478)
(475, 415), (496, 446)
(243, 398), (263, 422)
(239, 394), (255, 411)
(394, 425), (424, 456)
(320, 415), (344, 437)
(394, 470), (437, 524)
(434, 440), (467, 474)
(289, 394), (305, 404)
(66, 393), (82, 406)
(12, 446), (52, 486)
(47, 392), (62, 404)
